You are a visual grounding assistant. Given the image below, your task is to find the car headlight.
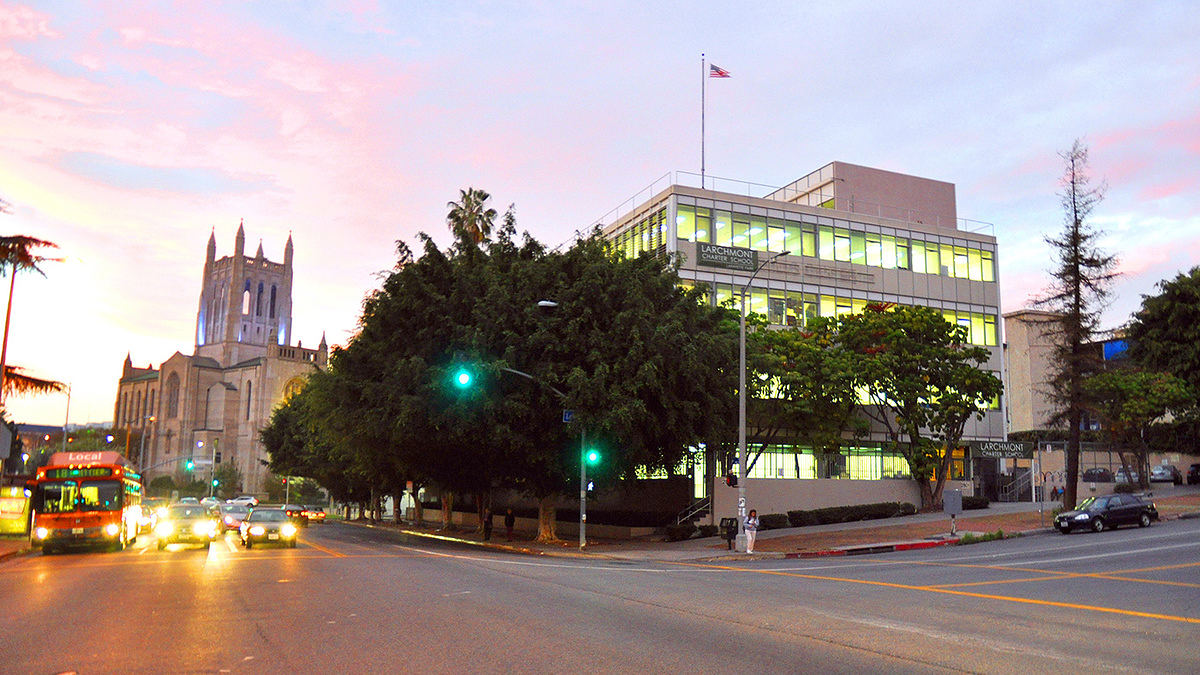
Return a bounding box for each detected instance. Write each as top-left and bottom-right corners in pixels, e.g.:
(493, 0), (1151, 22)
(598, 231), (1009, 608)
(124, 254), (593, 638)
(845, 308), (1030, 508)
(249, 525), (265, 536)
(225, 516), (235, 525)
(105, 523), (121, 537)
(281, 524), (297, 537)
(1073, 514), (1090, 521)
(192, 522), (215, 536)
(156, 522), (174, 536)
(35, 527), (48, 540)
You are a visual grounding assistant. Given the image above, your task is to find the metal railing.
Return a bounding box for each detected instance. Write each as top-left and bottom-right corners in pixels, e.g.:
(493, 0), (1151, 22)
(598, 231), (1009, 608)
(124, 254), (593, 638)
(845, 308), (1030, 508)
(675, 496), (711, 524)
(998, 471), (1031, 503)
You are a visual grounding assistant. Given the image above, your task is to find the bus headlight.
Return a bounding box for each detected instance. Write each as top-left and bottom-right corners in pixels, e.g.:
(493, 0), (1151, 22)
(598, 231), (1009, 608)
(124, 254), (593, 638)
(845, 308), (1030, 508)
(35, 527), (48, 540)
(105, 523), (121, 537)
(281, 524), (297, 537)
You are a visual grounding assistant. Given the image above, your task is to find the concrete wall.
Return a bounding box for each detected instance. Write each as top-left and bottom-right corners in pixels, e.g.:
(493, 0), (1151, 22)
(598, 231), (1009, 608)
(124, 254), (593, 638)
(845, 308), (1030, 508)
(407, 509), (658, 539)
(711, 477), (975, 520)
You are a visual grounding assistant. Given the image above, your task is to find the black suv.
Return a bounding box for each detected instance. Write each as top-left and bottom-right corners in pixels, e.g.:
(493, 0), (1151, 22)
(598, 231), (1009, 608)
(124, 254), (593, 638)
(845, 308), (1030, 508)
(1188, 463), (1200, 485)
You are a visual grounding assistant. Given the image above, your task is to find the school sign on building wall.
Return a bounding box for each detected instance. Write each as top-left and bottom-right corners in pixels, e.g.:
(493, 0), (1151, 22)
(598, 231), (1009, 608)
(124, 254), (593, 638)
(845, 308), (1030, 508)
(696, 243), (759, 272)
(968, 441), (1034, 459)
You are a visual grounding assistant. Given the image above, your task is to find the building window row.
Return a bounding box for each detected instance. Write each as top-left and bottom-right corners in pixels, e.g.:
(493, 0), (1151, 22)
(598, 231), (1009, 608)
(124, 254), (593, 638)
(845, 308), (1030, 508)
(675, 204), (995, 282)
(680, 281), (998, 347)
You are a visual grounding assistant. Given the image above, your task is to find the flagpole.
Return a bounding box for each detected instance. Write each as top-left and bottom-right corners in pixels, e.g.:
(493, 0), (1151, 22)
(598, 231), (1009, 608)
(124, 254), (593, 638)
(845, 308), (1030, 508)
(701, 53), (706, 188)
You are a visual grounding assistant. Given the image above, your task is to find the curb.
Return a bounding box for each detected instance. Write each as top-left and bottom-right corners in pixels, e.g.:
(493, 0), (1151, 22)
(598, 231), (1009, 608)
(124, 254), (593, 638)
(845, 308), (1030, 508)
(0, 547), (29, 563)
(341, 519), (611, 559)
(793, 537), (960, 559)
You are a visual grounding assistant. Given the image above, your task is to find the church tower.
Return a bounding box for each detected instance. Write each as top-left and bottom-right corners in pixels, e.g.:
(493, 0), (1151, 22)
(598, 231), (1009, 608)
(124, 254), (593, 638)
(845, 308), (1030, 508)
(195, 222), (295, 365)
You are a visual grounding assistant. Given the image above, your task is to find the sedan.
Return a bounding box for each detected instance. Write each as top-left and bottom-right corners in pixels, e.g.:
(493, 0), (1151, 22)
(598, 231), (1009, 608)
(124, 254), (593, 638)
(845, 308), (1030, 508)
(1189, 463), (1200, 485)
(1055, 494), (1158, 534)
(303, 506), (327, 523)
(239, 508), (299, 548)
(1149, 465), (1183, 485)
(216, 503), (251, 533)
(1081, 467), (1113, 483)
(155, 505), (220, 549)
(281, 504), (310, 527)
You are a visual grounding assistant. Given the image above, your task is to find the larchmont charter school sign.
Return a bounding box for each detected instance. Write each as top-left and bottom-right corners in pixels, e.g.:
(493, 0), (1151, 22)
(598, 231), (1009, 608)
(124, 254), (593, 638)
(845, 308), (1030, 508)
(696, 243), (759, 272)
(968, 441), (1034, 459)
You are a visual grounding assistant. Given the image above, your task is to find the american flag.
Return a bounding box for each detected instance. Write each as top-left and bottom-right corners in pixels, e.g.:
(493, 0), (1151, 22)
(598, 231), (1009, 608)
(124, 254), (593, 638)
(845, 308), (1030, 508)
(709, 64), (731, 78)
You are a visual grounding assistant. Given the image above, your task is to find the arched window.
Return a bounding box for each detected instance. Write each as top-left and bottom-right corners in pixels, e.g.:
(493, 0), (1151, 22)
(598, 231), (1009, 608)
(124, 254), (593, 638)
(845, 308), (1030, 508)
(256, 282), (264, 316)
(242, 279), (251, 315)
(245, 380), (252, 420)
(270, 286), (277, 318)
(135, 391), (142, 421)
(166, 372), (181, 419)
(148, 389), (155, 417)
(282, 377), (305, 401)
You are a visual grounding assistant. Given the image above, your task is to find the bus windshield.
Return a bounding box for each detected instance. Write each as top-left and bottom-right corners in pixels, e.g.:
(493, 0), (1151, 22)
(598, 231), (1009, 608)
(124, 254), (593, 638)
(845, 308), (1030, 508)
(38, 480), (122, 513)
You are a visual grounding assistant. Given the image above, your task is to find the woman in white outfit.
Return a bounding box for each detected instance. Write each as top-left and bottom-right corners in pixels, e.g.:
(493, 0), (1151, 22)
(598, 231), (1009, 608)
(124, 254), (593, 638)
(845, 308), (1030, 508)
(744, 509), (759, 553)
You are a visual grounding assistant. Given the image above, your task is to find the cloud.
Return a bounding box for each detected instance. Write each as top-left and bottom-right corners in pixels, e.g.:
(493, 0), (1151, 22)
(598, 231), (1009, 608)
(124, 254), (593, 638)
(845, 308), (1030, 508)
(0, 3), (58, 39)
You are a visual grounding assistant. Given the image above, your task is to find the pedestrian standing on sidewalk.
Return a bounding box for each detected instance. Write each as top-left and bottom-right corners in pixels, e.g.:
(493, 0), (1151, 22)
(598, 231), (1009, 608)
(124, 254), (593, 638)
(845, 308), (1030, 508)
(504, 509), (515, 541)
(744, 509), (759, 554)
(483, 510), (493, 541)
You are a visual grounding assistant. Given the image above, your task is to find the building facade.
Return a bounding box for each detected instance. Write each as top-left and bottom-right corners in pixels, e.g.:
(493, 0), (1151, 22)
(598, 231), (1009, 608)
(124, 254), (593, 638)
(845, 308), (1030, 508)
(600, 162), (1005, 514)
(113, 224), (326, 496)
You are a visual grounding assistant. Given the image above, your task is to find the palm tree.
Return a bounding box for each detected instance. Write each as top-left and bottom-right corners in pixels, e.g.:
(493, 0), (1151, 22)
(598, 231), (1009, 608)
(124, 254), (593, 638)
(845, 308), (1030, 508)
(3, 364), (64, 397)
(0, 234), (62, 406)
(446, 188), (497, 244)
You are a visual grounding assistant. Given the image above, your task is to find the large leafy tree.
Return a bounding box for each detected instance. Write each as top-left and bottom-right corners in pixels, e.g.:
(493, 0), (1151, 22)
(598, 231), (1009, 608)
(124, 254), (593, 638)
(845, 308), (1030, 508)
(1032, 140), (1118, 509)
(1083, 369), (1191, 488)
(744, 316), (867, 477)
(1128, 267), (1200, 389)
(837, 304), (1002, 509)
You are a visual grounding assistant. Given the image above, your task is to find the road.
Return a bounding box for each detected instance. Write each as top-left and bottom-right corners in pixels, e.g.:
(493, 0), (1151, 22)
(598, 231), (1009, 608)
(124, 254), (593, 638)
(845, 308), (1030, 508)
(2, 515), (1198, 674)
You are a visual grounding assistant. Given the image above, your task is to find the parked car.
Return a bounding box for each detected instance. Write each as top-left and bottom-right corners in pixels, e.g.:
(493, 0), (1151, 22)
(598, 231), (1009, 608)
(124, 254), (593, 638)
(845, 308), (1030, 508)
(1081, 467), (1113, 483)
(281, 504), (310, 527)
(239, 508), (298, 548)
(303, 506), (326, 523)
(1149, 465), (1183, 485)
(1189, 463), (1200, 485)
(216, 503), (251, 533)
(1115, 469), (1140, 484)
(1054, 494), (1158, 534)
(154, 504), (220, 549)
(178, 497), (200, 505)
(200, 496), (220, 508)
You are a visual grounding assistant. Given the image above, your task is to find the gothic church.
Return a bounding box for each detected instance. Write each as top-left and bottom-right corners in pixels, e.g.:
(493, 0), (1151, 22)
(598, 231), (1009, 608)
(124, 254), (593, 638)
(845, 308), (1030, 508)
(113, 223), (327, 495)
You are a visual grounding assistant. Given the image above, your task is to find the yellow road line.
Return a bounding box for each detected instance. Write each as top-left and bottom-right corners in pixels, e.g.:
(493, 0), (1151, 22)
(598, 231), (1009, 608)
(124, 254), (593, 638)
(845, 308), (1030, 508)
(667, 561), (1200, 625)
(300, 539), (346, 557)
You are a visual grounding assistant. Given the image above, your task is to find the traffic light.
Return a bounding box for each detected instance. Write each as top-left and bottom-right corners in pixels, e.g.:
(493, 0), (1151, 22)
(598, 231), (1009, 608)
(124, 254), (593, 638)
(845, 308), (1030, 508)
(214, 452), (222, 464)
(211, 479), (219, 487)
(185, 458), (195, 471)
(725, 473), (738, 487)
(585, 449), (600, 465)
(453, 367), (473, 389)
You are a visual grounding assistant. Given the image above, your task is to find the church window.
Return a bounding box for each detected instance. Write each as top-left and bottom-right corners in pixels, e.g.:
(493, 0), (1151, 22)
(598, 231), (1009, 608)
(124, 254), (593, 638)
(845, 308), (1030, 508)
(135, 391), (142, 421)
(245, 381), (252, 420)
(148, 389), (155, 417)
(166, 373), (180, 419)
(283, 377), (305, 401)
(242, 279), (251, 315)
(256, 282), (264, 316)
(270, 286), (277, 318)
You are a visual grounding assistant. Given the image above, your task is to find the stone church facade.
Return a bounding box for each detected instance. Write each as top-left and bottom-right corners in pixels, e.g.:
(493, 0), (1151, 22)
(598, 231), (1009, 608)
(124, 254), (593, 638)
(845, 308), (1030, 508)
(113, 223), (327, 496)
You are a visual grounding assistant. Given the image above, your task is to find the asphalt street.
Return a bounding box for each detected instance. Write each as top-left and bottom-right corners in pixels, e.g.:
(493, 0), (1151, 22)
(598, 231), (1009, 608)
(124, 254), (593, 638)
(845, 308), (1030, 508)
(2, 516), (1197, 674)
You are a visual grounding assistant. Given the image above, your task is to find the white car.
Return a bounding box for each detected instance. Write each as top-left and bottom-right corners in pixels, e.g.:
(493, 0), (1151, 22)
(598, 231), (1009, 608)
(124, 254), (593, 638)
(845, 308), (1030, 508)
(229, 495), (259, 507)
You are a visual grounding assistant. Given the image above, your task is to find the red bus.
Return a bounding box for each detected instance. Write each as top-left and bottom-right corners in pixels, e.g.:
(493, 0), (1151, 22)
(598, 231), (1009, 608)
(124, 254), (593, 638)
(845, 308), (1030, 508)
(31, 451), (143, 553)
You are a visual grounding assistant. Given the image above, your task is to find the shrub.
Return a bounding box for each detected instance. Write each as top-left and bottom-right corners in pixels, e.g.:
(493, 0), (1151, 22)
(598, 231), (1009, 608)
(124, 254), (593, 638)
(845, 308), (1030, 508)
(956, 529), (1005, 545)
(759, 513), (790, 530)
(697, 524), (719, 538)
(786, 501), (917, 527)
(665, 522), (697, 542)
(962, 495), (989, 510)
(1113, 483), (1136, 494)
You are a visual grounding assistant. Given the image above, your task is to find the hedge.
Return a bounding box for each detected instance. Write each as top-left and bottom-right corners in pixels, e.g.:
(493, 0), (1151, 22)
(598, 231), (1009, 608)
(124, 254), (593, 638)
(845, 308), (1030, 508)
(758, 513), (791, 530)
(787, 501), (917, 528)
(962, 495), (989, 510)
(665, 522), (697, 541)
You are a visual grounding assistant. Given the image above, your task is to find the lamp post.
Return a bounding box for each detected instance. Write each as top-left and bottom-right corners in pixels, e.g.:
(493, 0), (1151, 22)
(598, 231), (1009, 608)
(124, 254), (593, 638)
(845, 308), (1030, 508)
(138, 416), (156, 466)
(736, 250), (789, 553)
(60, 383), (71, 453)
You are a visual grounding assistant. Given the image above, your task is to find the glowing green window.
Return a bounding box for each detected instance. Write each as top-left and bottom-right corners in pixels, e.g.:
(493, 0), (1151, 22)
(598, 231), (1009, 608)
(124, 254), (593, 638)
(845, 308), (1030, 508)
(784, 220), (802, 252)
(715, 211), (732, 247)
(818, 227), (834, 260)
(981, 251), (994, 282)
(676, 206), (695, 241)
(695, 209), (712, 244)
(749, 217), (768, 251)
(954, 246), (969, 279)
(850, 232), (866, 265)
(731, 217), (750, 248)
(834, 229), (851, 262)
(910, 241), (926, 274)
(820, 295), (836, 317)
(926, 245), (940, 277)
(896, 239), (909, 269)
(802, 227), (816, 257)
(879, 235), (895, 269)
(968, 248), (982, 281)
(984, 315), (997, 346)
(971, 315), (985, 345)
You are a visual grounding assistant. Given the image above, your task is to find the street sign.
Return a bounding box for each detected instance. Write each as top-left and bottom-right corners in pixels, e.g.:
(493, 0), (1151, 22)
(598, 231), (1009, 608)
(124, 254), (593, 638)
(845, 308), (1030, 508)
(562, 409), (574, 423)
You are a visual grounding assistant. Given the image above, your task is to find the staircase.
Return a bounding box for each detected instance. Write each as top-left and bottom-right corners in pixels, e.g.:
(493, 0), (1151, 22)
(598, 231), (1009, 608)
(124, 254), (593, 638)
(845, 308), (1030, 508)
(675, 496), (711, 524)
(998, 470), (1031, 503)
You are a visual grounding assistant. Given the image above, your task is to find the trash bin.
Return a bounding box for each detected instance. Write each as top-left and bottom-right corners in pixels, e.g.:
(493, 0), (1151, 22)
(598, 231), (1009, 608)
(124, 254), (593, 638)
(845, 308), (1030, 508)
(719, 517), (738, 550)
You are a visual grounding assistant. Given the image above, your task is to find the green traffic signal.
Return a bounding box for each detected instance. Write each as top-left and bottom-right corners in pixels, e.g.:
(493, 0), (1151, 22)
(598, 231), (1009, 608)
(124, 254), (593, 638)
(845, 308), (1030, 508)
(454, 368), (473, 388)
(585, 449), (600, 465)
(211, 479), (219, 487)
(185, 459), (195, 471)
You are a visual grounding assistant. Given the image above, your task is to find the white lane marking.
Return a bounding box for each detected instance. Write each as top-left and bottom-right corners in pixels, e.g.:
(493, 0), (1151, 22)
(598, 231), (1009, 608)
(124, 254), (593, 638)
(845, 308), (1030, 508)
(442, 590), (472, 597)
(932, 528), (1196, 563)
(999, 541), (1200, 567)
(225, 538), (238, 554)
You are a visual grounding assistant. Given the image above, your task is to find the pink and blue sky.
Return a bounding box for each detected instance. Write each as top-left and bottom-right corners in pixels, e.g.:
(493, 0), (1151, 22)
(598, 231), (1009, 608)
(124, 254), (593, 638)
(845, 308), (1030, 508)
(2, 1), (1198, 426)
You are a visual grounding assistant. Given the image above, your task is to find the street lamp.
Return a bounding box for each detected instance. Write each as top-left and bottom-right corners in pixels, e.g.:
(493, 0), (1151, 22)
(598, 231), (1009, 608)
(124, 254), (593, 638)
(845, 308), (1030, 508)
(138, 416), (156, 466)
(736, 250), (789, 553)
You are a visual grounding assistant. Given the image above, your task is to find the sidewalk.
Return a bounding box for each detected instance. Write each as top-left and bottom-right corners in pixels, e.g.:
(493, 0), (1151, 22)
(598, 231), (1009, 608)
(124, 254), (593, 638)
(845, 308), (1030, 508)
(351, 489), (1200, 562)
(0, 536), (28, 562)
